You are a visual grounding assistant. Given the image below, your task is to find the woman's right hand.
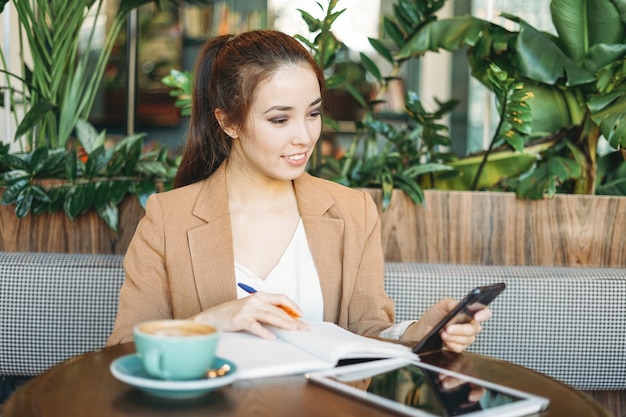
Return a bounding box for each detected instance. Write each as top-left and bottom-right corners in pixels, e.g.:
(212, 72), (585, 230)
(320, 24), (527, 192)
(191, 292), (308, 339)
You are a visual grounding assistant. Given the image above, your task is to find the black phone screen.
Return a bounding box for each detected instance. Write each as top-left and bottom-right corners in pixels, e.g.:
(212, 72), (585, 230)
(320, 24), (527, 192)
(412, 283), (506, 355)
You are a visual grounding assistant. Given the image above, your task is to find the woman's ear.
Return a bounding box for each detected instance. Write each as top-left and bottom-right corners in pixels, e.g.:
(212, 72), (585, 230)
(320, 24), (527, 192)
(214, 108), (238, 139)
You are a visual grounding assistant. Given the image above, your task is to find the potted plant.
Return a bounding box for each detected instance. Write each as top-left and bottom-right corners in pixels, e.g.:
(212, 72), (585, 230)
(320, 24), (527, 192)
(0, 0), (206, 253)
(299, 0), (626, 268)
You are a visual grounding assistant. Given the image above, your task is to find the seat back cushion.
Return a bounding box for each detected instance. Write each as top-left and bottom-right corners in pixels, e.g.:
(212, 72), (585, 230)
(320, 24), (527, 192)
(0, 252), (125, 376)
(384, 262), (626, 390)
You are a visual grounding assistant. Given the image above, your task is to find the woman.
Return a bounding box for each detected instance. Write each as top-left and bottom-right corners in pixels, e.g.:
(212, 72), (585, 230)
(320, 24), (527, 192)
(107, 30), (490, 350)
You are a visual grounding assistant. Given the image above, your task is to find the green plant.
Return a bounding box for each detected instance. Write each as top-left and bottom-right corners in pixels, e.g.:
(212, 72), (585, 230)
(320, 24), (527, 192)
(0, 0), (206, 230)
(398, 0), (626, 197)
(161, 0), (626, 207)
(298, 0), (460, 209)
(161, 69), (193, 116)
(1, 0), (149, 149)
(161, 0), (510, 208)
(0, 121), (179, 230)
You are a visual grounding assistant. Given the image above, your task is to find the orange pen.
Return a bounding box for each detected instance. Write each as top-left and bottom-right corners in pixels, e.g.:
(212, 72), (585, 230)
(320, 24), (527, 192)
(237, 282), (301, 319)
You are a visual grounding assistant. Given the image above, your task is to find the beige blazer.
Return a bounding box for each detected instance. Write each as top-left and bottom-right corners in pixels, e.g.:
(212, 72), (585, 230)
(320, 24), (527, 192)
(106, 163), (395, 345)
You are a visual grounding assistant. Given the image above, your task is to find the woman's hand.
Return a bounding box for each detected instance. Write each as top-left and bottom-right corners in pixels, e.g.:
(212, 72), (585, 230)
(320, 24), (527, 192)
(403, 298), (492, 353)
(191, 292), (308, 339)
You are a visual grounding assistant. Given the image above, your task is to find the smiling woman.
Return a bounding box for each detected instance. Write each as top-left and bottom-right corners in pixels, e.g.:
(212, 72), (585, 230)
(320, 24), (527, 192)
(106, 29), (491, 359)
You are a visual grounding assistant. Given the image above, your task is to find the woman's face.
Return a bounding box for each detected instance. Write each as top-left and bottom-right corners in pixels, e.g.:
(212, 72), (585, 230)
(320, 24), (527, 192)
(229, 64), (322, 182)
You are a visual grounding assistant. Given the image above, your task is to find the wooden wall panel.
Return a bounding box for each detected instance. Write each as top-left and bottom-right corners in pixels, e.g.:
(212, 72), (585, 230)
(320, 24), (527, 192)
(1, 187), (624, 266)
(0, 197), (144, 254)
(365, 189), (626, 268)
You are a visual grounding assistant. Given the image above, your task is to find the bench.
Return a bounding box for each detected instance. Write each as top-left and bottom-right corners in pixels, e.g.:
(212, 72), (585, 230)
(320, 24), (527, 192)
(1, 252), (624, 414)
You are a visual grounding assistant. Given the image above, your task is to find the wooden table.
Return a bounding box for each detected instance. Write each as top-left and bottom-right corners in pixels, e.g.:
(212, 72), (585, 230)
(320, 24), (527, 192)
(4, 343), (609, 417)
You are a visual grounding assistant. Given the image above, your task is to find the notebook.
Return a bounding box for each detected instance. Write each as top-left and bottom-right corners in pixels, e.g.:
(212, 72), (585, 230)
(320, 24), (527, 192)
(215, 320), (415, 380)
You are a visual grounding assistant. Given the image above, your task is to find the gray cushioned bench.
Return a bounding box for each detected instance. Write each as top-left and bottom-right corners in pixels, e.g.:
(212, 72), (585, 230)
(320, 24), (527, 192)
(0, 252), (126, 404)
(1, 252), (625, 410)
(384, 262), (626, 391)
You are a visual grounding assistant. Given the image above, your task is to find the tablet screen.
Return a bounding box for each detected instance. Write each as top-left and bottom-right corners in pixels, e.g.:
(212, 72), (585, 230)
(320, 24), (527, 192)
(307, 358), (549, 417)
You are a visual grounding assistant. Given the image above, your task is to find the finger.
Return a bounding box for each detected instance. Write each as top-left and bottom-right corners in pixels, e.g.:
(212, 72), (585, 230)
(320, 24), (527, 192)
(227, 295), (301, 333)
(473, 307), (492, 322)
(294, 318), (310, 331)
(441, 340), (471, 353)
(253, 292), (305, 319)
(243, 319), (278, 340)
(445, 321), (482, 337)
(441, 331), (476, 352)
(243, 303), (302, 331)
(439, 298), (460, 313)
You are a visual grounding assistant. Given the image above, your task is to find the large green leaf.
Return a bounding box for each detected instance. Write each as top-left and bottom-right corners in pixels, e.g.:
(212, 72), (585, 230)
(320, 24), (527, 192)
(551, 0), (626, 63)
(63, 186), (85, 219)
(510, 16), (595, 86)
(28, 146), (48, 174)
(517, 156), (582, 198)
(368, 38), (394, 64)
(581, 44), (626, 74)
(589, 91), (626, 148)
(1, 179), (29, 204)
(15, 187), (34, 218)
(398, 16), (491, 58)
(96, 201), (119, 232)
(432, 148), (541, 191)
(84, 146), (110, 178)
(523, 85), (573, 134)
(0, 170), (30, 185)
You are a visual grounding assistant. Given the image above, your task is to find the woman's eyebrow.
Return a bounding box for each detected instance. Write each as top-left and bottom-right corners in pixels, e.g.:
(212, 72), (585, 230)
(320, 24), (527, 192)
(262, 97), (322, 114)
(263, 105), (292, 114)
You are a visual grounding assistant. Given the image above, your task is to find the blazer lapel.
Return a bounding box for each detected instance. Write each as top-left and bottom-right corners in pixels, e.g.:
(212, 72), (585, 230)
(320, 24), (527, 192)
(294, 174), (344, 322)
(185, 168), (345, 317)
(188, 165), (237, 310)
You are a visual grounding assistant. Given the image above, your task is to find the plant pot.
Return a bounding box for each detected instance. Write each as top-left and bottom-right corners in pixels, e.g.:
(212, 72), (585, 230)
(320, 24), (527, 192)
(0, 196), (144, 254)
(363, 189), (626, 268)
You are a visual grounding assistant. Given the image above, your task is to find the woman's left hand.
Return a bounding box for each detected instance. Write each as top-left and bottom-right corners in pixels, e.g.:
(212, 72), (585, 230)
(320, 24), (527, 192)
(405, 298), (492, 353)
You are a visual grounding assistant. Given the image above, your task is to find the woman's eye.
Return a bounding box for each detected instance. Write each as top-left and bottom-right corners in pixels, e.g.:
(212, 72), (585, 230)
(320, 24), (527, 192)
(309, 109), (322, 118)
(270, 117), (288, 125)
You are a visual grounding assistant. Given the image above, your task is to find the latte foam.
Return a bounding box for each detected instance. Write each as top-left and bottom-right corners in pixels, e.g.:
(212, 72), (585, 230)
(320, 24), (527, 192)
(138, 321), (215, 337)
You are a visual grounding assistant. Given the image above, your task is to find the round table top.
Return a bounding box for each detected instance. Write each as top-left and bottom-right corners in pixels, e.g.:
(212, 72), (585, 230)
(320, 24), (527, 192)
(4, 343), (609, 417)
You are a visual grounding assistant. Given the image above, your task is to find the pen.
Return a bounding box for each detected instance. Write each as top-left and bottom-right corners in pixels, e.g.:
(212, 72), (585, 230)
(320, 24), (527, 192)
(237, 282), (301, 319)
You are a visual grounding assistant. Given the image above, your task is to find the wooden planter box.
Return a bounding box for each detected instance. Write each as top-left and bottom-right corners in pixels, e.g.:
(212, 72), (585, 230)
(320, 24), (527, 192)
(364, 189), (626, 268)
(0, 196), (145, 254)
(2, 187), (624, 266)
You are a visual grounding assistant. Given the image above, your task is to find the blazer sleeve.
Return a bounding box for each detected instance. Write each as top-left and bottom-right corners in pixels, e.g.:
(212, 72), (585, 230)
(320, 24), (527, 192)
(106, 195), (173, 345)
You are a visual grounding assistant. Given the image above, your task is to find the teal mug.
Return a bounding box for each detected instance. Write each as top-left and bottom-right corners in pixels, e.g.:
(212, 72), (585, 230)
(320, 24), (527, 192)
(133, 320), (219, 380)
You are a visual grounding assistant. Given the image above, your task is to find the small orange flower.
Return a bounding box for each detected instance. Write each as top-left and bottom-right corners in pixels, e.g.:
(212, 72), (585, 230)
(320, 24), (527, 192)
(77, 147), (88, 164)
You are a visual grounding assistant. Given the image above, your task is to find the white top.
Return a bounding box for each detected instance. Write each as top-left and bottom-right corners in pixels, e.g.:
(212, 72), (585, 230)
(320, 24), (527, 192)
(235, 219), (325, 321)
(235, 218), (414, 338)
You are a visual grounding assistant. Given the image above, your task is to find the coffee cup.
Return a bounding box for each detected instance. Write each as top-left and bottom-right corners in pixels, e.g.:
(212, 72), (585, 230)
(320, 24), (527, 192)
(133, 320), (219, 380)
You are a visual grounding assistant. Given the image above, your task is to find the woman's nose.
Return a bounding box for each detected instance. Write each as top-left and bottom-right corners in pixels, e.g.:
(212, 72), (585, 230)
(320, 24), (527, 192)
(292, 119), (320, 145)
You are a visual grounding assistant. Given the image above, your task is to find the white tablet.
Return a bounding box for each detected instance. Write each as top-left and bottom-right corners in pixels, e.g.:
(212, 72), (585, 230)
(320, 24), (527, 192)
(306, 357), (549, 417)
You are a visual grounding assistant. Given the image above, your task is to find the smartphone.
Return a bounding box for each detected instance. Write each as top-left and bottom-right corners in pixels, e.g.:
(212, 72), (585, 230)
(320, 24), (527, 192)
(412, 282), (506, 355)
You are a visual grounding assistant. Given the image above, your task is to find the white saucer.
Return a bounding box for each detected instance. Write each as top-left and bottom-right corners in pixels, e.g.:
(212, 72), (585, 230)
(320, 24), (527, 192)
(110, 353), (238, 399)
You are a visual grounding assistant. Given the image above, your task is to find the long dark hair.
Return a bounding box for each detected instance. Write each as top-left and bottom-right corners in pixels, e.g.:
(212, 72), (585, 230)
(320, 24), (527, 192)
(174, 30), (325, 188)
